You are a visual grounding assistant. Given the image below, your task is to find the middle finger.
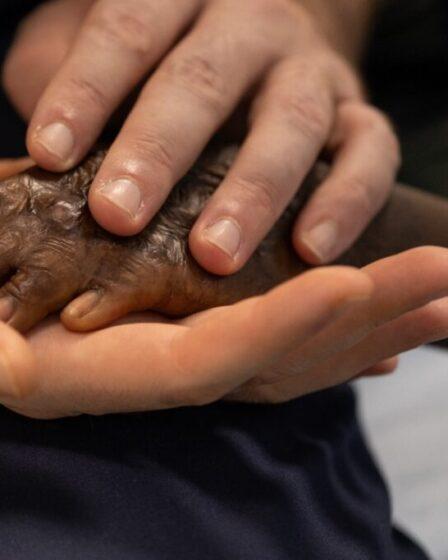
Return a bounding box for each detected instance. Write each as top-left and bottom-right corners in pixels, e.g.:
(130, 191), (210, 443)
(88, 4), (278, 235)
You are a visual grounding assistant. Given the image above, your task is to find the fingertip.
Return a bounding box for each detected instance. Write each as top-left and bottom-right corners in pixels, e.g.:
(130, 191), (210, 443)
(293, 235), (327, 266)
(188, 226), (245, 276)
(27, 121), (79, 172)
(360, 357), (400, 378)
(61, 290), (102, 332)
(375, 356), (400, 374)
(293, 219), (345, 265)
(60, 312), (100, 333)
(88, 186), (147, 236)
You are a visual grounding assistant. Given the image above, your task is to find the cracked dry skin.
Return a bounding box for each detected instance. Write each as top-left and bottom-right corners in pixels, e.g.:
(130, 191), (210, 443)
(0, 145), (314, 332)
(0, 143), (447, 333)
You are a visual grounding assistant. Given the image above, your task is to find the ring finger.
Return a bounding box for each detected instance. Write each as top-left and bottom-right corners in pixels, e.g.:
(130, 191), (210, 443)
(189, 56), (337, 274)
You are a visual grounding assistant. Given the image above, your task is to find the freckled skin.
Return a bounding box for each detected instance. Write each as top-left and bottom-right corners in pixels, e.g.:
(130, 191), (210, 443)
(0, 142), (447, 333)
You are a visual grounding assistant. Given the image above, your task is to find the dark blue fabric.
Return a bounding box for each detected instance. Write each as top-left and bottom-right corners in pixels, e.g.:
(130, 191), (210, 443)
(0, 387), (428, 560)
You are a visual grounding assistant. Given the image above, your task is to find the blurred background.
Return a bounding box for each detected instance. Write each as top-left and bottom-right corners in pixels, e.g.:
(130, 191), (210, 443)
(365, 0), (448, 198)
(361, 3), (448, 559)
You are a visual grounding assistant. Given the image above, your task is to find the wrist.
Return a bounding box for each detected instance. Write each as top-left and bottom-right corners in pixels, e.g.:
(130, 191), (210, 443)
(298, 0), (379, 63)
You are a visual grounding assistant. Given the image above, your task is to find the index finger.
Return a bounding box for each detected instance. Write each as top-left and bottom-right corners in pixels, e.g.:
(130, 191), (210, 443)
(26, 0), (201, 171)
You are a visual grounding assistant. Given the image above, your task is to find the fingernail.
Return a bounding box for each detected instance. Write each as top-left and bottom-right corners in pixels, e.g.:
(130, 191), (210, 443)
(35, 122), (75, 162)
(202, 218), (242, 258)
(99, 178), (142, 218)
(301, 220), (339, 262)
(0, 297), (15, 322)
(64, 291), (100, 319)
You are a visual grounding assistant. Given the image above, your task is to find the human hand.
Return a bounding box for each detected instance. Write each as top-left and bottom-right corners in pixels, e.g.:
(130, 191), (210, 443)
(1, 248), (448, 419)
(3, 0), (399, 275)
(230, 248), (448, 402)
(0, 157), (34, 180)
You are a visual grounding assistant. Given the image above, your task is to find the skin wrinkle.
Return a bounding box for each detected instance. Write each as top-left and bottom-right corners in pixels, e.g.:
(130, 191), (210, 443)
(0, 141), (447, 334)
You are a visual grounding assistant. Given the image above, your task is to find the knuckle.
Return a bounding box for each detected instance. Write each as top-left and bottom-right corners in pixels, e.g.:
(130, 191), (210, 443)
(271, 57), (332, 135)
(89, 4), (154, 62)
(163, 53), (226, 116)
(166, 340), (226, 408)
(343, 102), (379, 128)
(279, 90), (329, 140)
(359, 105), (389, 129)
(129, 131), (175, 179)
(3, 267), (53, 304)
(65, 75), (110, 115)
(3, 277), (27, 303)
(341, 176), (376, 215)
(346, 103), (401, 168)
(232, 173), (281, 218)
(161, 356), (205, 409)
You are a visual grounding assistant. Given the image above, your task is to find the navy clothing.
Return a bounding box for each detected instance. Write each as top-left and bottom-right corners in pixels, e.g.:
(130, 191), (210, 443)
(0, 1), (445, 558)
(0, 388), (428, 560)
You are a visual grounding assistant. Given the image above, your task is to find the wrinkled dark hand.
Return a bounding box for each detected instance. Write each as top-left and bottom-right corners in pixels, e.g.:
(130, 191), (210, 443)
(0, 146), (312, 332)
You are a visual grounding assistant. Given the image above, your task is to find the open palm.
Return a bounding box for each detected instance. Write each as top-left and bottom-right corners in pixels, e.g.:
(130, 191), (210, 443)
(1, 247), (448, 419)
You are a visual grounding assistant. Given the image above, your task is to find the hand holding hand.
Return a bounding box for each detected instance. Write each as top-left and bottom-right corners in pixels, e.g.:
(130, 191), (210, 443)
(1, 248), (448, 419)
(3, 0), (399, 275)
